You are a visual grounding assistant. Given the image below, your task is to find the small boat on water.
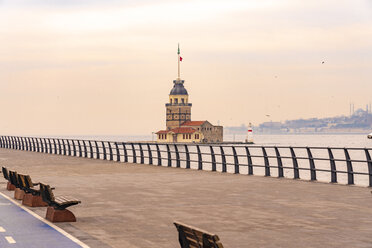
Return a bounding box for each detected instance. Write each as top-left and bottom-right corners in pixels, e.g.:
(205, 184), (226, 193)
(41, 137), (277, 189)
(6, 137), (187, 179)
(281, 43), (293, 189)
(368, 133), (372, 139)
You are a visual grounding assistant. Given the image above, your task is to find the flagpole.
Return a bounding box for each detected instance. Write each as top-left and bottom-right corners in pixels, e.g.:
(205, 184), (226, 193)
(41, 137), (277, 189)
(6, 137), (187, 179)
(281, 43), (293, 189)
(177, 43), (180, 80)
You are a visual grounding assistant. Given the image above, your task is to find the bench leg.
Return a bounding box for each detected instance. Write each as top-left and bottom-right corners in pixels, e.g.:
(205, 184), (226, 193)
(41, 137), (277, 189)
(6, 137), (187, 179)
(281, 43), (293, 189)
(22, 193), (48, 207)
(14, 188), (25, 200)
(46, 207), (77, 222)
(7, 182), (16, 191)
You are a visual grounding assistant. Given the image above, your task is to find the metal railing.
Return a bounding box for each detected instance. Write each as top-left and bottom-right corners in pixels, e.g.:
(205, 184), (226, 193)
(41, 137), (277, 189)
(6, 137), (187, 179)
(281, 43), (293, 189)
(1, 135), (371, 187)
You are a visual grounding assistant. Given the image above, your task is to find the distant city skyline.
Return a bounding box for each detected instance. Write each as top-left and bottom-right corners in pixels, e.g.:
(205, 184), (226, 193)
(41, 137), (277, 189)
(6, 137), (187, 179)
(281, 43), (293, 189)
(1, 0), (372, 135)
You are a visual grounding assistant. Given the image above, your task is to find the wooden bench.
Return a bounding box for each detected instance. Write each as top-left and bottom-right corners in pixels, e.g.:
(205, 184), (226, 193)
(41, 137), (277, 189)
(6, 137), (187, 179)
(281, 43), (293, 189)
(18, 174), (48, 207)
(2, 167), (15, 190)
(174, 221), (224, 248)
(8, 170), (25, 200)
(40, 183), (81, 222)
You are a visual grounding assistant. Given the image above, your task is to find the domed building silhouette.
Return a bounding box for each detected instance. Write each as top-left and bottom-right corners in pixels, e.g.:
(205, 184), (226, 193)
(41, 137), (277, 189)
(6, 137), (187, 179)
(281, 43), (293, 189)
(156, 45), (223, 143)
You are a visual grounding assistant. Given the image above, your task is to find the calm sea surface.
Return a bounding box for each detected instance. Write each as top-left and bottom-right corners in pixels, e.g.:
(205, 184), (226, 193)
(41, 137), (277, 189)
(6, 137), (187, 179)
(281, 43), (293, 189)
(60, 134), (372, 148)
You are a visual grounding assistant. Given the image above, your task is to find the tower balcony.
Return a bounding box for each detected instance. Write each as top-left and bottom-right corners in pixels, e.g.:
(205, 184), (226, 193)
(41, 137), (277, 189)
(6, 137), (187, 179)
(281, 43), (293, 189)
(165, 103), (192, 107)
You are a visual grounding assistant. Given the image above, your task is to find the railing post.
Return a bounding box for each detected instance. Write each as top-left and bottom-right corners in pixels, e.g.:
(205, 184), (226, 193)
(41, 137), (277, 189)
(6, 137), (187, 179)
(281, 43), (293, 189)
(196, 145), (203, 170)
(364, 149), (372, 187)
(274, 147), (284, 178)
(101, 141), (107, 160)
(108, 142), (113, 161)
(43, 138), (48, 153)
(210, 146), (216, 171)
(21, 137), (25, 151)
(47, 138), (52, 154)
(245, 147), (253, 175)
(290, 147), (300, 179)
(122, 142), (128, 162)
(306, 147), (317, 181)
(156, 144), (161, 166)
(0, 136), (3, 148)
(344, 148), (354, 185)
(17, 137), (21, 150)
(56, 139), (60, 154)
(28, 137), (32, 151)
(24, 137), (28, 151)
(262, 147), (270, 177)
(139, 143), (144, 164)
(88, 141), (93, 158)
(35, 138), (40, 153)
(17, 137), (20, 150)
(220, 146), (226, 172)
(131, 143), (137, 163)
(32, 138), (37, 152)
(147, 144), (153, 165)
(166, 144), (171, 167)
(72, 140), (77, 156)
(185, 145), (190, 169)
(24, 137), (30, 151)
(77, 140), (82, 157)
(115, 142), (120, 162)
(175, 144), (180, 168)
(232, 146), (239, 174)
(20, 137), (23, 150)
(11, 137), (16, 149)
(83, 141), (88, 158)
(95, 141), (100, 159)
(10, 136), (13, 149)
(327, 148), (337, 183)
(14, 137), (18, 150)
(66, 139), (71, 156)
(14, 137), (17, 150)
(53, 139), (57, 154)
(30, 137), (34, 151)
(24, 137), (27, 151)
(62, 139), (66, 155)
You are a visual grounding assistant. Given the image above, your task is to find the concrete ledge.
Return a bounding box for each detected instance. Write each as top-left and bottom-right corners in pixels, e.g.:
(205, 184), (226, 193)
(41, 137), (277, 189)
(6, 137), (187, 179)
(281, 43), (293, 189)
(7, 182), (15, 191)
(46, 206), (77, 223)
(14, 188), (25, 200)
(22, 193), (48, 207)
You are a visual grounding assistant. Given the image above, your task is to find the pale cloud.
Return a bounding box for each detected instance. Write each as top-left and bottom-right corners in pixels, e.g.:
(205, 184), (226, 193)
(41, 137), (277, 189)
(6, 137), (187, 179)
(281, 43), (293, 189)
(0, 0), (371, 135)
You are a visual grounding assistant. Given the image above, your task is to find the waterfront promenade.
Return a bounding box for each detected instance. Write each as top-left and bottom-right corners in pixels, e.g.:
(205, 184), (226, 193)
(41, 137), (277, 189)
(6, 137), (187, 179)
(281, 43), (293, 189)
(1, 148), (372, 247)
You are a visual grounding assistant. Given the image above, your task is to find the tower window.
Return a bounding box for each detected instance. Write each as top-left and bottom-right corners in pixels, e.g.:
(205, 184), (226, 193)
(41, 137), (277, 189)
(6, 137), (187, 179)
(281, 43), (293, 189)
(170, 99), (172, 104)
(182, 98), (185, 104)
(175, 98), (178, 104)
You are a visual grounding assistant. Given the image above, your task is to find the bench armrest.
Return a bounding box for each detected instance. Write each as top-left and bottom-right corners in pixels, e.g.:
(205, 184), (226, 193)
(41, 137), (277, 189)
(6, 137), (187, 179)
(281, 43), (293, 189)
(33, 183), (40, 186)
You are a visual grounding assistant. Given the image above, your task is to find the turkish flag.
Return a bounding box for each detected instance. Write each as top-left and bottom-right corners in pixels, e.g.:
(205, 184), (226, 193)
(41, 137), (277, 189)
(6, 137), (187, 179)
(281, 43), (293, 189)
(180, 57), (183, 61)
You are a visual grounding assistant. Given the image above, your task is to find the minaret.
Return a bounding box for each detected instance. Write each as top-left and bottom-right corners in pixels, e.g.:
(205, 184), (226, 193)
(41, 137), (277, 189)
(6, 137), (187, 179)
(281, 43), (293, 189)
(165, 44), (192, 130)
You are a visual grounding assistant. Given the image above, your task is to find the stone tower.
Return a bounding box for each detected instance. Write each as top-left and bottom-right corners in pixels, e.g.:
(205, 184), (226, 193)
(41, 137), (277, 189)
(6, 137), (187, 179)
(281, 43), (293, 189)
(166, 79), (192, 130)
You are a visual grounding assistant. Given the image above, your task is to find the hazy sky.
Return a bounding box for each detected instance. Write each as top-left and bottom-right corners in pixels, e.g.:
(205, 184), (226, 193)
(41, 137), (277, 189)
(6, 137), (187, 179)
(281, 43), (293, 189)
(1, 0), (371, 135)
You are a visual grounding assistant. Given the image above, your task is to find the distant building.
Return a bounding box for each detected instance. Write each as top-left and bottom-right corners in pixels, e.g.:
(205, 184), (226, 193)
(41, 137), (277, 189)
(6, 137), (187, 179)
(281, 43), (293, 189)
(156, 45), (223, 143)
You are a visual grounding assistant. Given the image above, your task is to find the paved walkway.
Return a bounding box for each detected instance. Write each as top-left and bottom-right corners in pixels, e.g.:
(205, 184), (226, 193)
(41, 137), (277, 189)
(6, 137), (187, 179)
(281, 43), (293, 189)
(1, 148), (372, 247)
(0, 193), (86, 248)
